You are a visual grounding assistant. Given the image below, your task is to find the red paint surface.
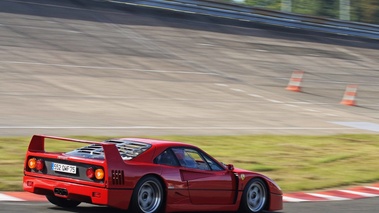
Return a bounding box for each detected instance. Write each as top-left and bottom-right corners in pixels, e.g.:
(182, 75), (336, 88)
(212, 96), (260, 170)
(20, 135), (283, 212)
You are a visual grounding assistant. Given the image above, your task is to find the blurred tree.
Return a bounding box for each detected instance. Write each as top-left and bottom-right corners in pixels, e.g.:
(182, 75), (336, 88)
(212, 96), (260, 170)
(352, 0), (379, 24)
(245, 0), (281, 10)
(292, 0), (320, 15)
(215, 0), (379, 24)
(317, 0), (338, 18)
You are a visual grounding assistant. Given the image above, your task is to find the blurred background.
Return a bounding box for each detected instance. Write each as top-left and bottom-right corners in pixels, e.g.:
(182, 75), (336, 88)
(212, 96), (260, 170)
(0, 1), (379, 211)
(226, 0), (379, 24)
(1, 0), (379, 137)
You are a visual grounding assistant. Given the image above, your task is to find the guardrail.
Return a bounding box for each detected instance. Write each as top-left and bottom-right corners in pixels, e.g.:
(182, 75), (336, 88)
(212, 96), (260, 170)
(192, 0), (379, 32)
(107, 0), (379, 40)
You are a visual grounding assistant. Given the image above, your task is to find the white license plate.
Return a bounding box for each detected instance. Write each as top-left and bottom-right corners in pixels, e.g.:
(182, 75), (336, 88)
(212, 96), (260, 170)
(52, 163), (77, 174)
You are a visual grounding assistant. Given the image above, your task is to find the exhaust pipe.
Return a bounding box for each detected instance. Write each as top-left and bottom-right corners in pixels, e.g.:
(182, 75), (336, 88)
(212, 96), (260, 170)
(54, 188), (68, 196)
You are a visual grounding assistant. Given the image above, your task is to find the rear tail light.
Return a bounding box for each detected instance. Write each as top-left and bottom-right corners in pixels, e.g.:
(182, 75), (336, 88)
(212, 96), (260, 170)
(86, 167), (95, 179)
(95, 169), (105, 180)
(36, 159), (44, 171)
(28, 158), (37, 169)
(87, 167), (104, 180)
(27, 158), (44, 171)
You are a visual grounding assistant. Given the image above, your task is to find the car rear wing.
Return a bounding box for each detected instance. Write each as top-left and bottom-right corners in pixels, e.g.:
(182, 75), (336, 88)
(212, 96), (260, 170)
(27, 134), (125, 165)
(25, 135), (130, 189)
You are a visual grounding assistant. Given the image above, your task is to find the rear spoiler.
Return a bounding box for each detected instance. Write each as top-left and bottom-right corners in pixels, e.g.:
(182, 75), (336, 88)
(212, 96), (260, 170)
(27, 134), (125, 164)
(28, 134), (103, 152)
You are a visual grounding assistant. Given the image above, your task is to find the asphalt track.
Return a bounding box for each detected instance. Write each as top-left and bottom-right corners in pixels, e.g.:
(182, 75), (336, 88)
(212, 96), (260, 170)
(1, 0), (379, 212)
(1, 0), (379, 137)
(1, 198), (379, 213)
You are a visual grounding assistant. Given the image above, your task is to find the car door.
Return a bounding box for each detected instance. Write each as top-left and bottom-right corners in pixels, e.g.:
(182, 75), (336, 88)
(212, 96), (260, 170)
(154, 149), (191, 205)
(172, 147), (237, 205)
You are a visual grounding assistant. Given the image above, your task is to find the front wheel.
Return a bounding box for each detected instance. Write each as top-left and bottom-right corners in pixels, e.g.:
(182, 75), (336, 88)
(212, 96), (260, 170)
(130, 176), (164, 213)
(46, 195), (81, 208)
(239, 178), (268, 213)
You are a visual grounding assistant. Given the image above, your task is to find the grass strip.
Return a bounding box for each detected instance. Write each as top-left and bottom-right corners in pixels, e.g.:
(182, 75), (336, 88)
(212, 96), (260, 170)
(1, 134), (378, 192)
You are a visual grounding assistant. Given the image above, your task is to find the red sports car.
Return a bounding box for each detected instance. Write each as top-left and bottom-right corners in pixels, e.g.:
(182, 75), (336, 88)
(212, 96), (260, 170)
(23, 135), (282, 213)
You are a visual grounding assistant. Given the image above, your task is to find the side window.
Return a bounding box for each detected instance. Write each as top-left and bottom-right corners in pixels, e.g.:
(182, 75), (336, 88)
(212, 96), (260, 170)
(202, 154), (224, 171)
(172, 148), (211, 171)
(154, 150), (179, 166)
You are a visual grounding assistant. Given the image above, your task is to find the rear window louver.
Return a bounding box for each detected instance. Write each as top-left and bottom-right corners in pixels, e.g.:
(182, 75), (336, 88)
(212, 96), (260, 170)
(65, 140), (151, 160)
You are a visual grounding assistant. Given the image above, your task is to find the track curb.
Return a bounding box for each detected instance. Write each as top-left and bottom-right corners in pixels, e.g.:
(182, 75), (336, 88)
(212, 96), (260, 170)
(283, 183), (379, 202)
(2, 183), (379, 202)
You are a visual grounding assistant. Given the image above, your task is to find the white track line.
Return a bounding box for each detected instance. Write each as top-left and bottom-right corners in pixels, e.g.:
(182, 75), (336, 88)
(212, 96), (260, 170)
(306, 193), (350, 201)
(266, 99), (282, 103)
(364, 186), (379, 191)
(283, 196), (308, 202)
(0, 194), (24, 201)
(248, 94), (262, 98)
(339, 190), (379, 197)
(284, 104), (298, 107)
(0, 23), (80, 33)
(0, 61), (217, 75)
(215, 83), (229, 87)
(197, 43), (214, 46)
(0, 126), (354, 130)
(305, 109), (319, 112)
(231, 88), (245, 92)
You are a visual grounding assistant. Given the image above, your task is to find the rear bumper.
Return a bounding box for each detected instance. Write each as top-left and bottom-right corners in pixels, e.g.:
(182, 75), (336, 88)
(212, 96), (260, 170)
(269, 193), (283, 211)
(23, 175), (132, 210)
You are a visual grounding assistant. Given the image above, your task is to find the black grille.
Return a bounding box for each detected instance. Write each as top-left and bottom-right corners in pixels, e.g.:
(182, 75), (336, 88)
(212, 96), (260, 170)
(111, 170), (125, 185)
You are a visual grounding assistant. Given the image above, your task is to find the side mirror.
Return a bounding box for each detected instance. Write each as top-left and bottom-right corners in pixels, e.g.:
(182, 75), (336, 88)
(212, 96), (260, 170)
(227, 164), (234, 171)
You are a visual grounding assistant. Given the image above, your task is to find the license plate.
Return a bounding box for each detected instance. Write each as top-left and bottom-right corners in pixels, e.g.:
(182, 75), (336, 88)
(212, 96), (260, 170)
(52, 162), (77, 174)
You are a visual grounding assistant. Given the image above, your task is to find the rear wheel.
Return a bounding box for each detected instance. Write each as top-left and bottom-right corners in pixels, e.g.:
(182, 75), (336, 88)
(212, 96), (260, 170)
(131, 176), (164, 213)
(46, 195), (81, 208)
(239, 178), (268, 213)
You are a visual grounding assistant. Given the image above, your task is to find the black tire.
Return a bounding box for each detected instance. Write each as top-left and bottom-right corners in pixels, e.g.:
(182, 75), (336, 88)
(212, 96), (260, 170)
(130, 176), (164, 213)
(46, 195), (81, 208)
(239, 178), (268, 213)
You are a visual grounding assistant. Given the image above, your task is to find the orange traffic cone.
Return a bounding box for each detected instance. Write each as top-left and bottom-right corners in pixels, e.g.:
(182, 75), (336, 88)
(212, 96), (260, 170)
(286, 70), (304, 92)
(340, 85), (358, 106)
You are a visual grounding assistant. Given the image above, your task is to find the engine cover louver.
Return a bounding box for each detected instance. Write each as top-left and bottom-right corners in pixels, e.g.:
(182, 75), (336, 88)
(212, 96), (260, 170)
(65, 140), (151, 160)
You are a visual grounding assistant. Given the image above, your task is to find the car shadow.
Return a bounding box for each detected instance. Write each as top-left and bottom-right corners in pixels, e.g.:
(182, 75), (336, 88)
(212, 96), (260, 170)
(50, 206), (280, 213)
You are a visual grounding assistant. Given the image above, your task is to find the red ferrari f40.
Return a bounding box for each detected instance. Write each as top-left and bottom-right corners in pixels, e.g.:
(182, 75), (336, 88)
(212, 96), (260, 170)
(23, 135), (282, 213)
